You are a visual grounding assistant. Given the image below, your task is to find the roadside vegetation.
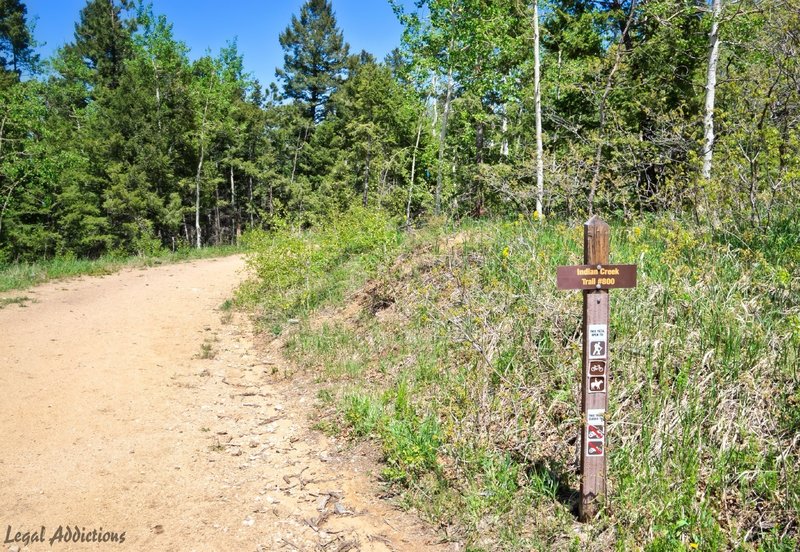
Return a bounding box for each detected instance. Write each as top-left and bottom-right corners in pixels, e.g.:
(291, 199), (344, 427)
(0, 245), (242, 292)
(238, 208), (799, 550)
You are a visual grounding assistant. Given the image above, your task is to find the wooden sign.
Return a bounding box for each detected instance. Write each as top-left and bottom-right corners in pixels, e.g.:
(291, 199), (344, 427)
(557, 216), (637, 522)
(556, 264), (637, 290)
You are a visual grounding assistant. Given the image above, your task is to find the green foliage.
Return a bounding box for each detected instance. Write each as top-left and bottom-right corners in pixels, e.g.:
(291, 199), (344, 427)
(0, 0), (38, 83)
(2, 0), (799, 263)
(65, 0), (135, 91)
(272, 214), (799, 549)
(239, 205), (401, 324)
(382, 414), (441, 484)
(343, 392), (383, 437)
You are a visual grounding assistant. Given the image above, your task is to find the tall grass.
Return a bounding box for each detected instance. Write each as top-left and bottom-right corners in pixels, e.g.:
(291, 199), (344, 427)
(0, 244), (243, 292)
(247, 213), (799, 550)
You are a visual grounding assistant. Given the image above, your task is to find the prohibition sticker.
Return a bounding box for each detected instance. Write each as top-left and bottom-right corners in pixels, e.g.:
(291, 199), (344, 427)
(588, 324), (607, 359)
(586, 409), (605, 457)
(587, 441), (604, 456)
(587, 423), (604, 440)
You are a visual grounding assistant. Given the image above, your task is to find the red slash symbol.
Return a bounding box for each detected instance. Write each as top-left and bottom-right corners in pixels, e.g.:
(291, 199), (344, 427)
(587, 442), (603, 456)
(587, 424), (604, 440)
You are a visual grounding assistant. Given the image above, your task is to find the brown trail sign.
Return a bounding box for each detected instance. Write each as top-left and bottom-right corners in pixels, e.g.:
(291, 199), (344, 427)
(557, 215), (637, 521)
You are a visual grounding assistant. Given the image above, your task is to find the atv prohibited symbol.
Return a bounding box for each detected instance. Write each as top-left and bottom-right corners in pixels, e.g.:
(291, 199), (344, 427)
(587, 441), (604, 456)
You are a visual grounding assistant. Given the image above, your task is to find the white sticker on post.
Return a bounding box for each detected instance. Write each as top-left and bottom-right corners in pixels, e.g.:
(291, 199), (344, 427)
(587, 324), (608, 359)
(587, 409), (604, 426)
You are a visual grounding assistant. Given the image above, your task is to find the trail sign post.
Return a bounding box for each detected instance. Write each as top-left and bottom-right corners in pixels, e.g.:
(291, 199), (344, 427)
(557, 216), (637, 521)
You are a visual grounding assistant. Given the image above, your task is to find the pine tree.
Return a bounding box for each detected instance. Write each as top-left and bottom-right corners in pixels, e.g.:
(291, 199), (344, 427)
(68, 0), (135, 91)
(101, 6), (194, 253)
(276, 0), (349, 122)
(0, 0), (38, 86)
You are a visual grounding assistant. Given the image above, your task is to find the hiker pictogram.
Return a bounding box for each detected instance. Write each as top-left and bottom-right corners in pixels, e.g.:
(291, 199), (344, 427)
(589, 340), (606, 358)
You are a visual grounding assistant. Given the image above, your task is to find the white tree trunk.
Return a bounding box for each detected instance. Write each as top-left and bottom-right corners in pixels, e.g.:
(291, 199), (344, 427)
(500, 114), (509, 157)
(436, 67), (453, 216)
(534, 0), (544, 219)
(195, 148), (203, 249)
(703, 0), (722, 181)
(195, 90), (211, 250)
(430, 73), (439, 137)
(152, 57), (162, 132)
(406, 118), (424, 227)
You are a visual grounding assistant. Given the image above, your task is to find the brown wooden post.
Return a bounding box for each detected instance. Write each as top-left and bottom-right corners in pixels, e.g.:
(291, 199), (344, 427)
(580, 215), (610, 520)
(556, 217), (637, 521)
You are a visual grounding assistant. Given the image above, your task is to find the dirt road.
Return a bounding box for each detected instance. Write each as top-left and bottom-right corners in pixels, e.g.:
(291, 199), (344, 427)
(0, 257), (445, 551)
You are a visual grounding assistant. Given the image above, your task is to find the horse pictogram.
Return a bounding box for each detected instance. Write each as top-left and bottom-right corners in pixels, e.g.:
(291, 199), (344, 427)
(588, 376), (605, 392)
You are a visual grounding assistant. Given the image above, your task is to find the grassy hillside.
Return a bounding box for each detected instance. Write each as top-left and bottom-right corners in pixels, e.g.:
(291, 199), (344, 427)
(239, 209), (799, 551)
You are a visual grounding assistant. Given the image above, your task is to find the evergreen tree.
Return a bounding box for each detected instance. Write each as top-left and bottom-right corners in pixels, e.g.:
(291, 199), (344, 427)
(101, 6), (193, 253)
(1, 0), (797, 262)
(68, 0), (135, 91)
(276, 0), (349, 122)
(0, 0), (38, 86)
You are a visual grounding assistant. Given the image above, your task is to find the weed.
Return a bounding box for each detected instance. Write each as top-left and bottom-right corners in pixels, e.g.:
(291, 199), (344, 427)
(198, 341), (215, 359)
(317, 388), (334, 404)
(343, 392), (384, 437)
(382, 415), (441, 483)
(0, 295), (30, 309)
(311, 419), (340, 436)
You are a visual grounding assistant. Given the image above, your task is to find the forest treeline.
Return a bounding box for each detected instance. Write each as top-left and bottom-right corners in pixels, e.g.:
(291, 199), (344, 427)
(0, 0), (798, 261)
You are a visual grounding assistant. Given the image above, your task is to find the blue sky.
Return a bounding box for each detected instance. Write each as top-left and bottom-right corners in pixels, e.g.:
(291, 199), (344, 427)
(24, 1), (410, 86)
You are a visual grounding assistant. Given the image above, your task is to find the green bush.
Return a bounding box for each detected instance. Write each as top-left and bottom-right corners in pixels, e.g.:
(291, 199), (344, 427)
(239, 206), (401, 323)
